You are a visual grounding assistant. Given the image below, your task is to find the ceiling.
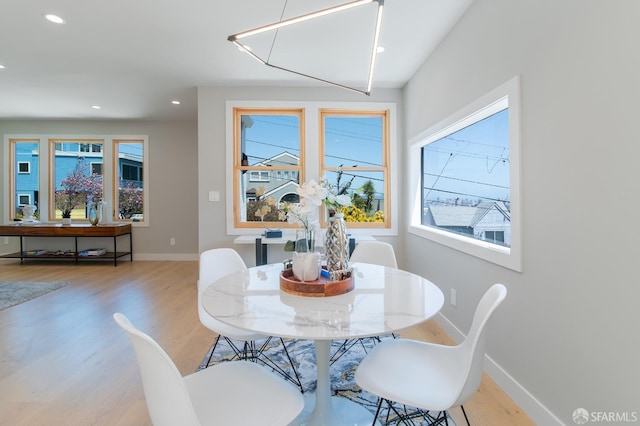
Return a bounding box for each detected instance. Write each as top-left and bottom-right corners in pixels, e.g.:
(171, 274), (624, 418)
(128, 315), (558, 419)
(0, 0), (474, 122)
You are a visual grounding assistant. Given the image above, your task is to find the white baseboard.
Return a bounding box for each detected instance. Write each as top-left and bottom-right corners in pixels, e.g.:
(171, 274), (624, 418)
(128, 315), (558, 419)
(132, 253), (199, 261)
(435, 313), (565, 426)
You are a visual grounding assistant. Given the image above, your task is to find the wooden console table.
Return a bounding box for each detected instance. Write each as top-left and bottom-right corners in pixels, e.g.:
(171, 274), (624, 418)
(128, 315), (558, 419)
(0, 223), (132, 266)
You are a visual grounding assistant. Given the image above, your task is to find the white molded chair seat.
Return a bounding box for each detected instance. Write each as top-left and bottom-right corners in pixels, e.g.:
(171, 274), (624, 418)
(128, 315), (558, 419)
(114, 313), (304, 426)
(330, 241), (399, 364)
(198, 248), (302, 390)
(355, 284), (507, 425)
(349, 241), (398, 269)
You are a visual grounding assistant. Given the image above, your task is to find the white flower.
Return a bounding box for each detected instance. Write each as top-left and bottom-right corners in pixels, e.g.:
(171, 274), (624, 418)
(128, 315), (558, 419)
(297, 179), (327, 206)
(334, 194), (352, 207)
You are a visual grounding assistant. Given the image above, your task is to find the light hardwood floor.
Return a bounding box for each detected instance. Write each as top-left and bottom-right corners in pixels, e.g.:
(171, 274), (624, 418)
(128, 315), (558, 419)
(0, 260), (533, 425)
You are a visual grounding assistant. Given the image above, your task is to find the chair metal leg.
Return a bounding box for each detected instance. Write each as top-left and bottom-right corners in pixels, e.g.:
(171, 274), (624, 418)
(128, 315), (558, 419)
(460, 405), (471, 426)
(203, 335), (221, 367)
(278, 338), (304, 392)
(372, 398), (384, 424)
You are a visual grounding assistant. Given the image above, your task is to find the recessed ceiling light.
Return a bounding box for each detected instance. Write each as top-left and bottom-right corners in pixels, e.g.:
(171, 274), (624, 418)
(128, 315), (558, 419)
(171, 100), (181, 105)
(376, 46), (385, 53)
(91, 105), (101, 109)
(44, 14), (65, 24)
(0, 64), (5, 69)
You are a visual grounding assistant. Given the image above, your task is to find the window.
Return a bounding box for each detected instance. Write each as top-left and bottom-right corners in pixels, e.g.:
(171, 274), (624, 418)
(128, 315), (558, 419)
(18, 162), (30, 174)
(122, 164), (140, 181)
(49, 139), (104, 220)
(485, 231), (505, 244)
(232, 108), (304, 229)
(320, 109), (390, 228)
(9, 140), (39, 220)
(227, 101), (397, 236)
(249, 171), (270, 182)
(91, 162), (103, 175)
(18, 194), (31, 205)
(421, 108), (510, 246)
(80, 143), (102, 153)
(114, 140), (147, 222)
(409, 76), (521, 271)
(5, 134), (147, 225)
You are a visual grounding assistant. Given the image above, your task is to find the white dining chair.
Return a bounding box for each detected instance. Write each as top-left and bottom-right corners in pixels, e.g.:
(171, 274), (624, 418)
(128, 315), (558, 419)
(349, 240), (398, 269)
(355, 283), (507, 425)
(198, 248), (302, 391)
(331, 241), (399, 364)
(113, 313), (304, 426)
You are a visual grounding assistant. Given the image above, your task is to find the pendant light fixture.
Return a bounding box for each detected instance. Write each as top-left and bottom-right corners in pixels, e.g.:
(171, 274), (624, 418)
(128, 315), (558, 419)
(228, 0), (384, 95)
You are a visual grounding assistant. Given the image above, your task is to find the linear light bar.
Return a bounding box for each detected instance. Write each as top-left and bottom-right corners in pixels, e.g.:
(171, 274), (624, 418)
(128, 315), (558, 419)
(228, 0), (376, 42)
(227, 0), (384, 96)
(366, 1), (384, 94)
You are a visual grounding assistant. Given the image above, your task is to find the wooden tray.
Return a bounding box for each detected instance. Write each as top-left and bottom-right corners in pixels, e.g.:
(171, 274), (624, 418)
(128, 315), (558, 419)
(280, 268), (354, 297)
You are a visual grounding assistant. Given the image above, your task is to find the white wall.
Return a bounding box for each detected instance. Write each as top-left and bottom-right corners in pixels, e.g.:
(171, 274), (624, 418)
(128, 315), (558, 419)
(403, 0), (640, 424)
(0, 120), (199, 259)
(197, 86), (404, 266)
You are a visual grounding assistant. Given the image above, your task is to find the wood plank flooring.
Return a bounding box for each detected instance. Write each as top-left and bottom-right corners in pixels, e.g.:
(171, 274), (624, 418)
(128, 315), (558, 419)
(0, 260), (533, 425)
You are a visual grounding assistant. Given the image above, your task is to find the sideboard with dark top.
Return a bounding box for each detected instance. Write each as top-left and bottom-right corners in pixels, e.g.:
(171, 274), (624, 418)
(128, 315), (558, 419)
(0, 223), (132, 266)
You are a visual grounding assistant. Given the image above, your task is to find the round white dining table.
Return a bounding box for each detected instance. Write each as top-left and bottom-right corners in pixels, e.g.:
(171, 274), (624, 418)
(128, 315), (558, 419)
(202, 262), (444, 426)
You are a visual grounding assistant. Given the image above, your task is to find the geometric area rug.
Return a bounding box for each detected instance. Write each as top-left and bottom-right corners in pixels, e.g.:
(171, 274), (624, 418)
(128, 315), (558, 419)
(199, 335), (456, 425)
(0, 281), (70, 311)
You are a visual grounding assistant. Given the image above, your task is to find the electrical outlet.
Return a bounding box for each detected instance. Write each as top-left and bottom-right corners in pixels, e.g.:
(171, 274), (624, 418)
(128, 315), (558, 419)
(450, 289), (457, 307)
(170, 238), (176, 246)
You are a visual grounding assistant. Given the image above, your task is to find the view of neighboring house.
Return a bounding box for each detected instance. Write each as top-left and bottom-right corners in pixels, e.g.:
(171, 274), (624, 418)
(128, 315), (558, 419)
(13, 141), (143, 218)
(424, 200), (511, 246)
(244, 152), (301, 204)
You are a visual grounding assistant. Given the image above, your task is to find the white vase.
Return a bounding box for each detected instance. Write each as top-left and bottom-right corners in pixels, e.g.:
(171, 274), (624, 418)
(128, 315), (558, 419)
(62, 217), (72, 225)
(292, 251), (321, 282)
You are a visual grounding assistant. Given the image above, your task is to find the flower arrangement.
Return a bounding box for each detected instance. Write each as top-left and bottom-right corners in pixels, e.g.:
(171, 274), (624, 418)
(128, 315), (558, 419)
(296, 177), (352, 215)
(253, 174), (353, 229)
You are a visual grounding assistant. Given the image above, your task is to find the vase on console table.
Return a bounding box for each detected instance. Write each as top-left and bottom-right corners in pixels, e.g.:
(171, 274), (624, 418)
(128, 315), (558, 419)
(62, 212), (72, 225)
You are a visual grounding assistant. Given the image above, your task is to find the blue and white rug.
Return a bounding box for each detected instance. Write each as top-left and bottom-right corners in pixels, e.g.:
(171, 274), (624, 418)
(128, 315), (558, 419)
(199, 336), (455, 425)
(0, 281), (69, 311)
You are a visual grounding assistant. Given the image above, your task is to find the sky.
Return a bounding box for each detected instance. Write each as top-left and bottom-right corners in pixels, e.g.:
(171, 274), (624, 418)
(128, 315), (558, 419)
(242, 109), (510, 205)
(244, 113), (385, 198)
(422, 108), (510, 205)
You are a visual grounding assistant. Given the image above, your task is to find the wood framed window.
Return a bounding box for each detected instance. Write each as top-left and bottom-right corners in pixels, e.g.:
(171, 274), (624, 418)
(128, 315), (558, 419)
(232, 108), (305, 229)
(113, 139), (147, 224)
(9, 139), (40, 220)
(48, 139), (104, 221)
(320, 109), (391, 229)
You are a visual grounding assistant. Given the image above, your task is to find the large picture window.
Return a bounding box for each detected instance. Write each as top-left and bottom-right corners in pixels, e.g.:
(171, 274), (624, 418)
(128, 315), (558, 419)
(409, 77), (521, 271)
(320, 109), (390, 228)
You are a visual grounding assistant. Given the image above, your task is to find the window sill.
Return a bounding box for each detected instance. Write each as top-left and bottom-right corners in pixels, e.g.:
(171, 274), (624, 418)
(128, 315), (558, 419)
(408, 224), (521, 272)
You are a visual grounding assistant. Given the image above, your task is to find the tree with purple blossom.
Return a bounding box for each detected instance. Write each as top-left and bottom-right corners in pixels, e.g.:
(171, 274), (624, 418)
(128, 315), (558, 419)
(118, 181), (143, 219)
(55, 158), (103, 218)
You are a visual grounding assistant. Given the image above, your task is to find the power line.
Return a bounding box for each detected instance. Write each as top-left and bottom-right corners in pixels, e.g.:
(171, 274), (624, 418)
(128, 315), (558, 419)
(422, 172), (509, 189)
(444, 135), (508, 150)
(423, 146), (509, 162)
